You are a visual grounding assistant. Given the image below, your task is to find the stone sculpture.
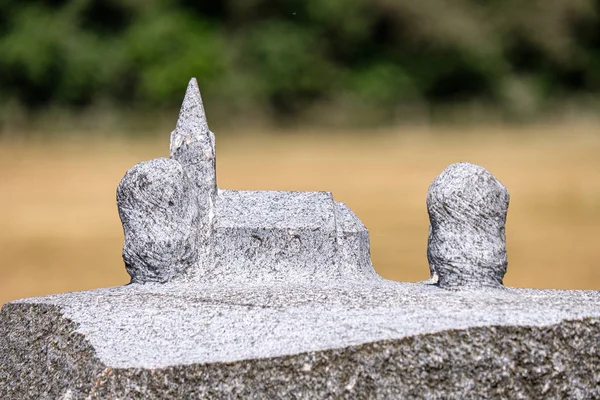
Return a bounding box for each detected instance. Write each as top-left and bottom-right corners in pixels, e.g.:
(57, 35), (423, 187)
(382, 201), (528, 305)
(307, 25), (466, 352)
(1, 78), (599, 399)
(427, 162), (510, 288)
(117, 78), (376, 285)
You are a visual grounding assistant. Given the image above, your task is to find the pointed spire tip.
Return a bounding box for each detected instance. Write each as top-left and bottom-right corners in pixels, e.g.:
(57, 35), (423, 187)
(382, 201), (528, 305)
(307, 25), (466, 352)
(170, 77), (212, 158)
(175, 77), (209, 134)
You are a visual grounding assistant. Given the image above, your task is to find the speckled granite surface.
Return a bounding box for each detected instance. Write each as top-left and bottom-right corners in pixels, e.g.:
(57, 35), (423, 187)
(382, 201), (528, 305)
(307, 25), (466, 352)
(1, 78), (599, 399)
(1, 283), (599, 399)
(116, 79), (375, 286)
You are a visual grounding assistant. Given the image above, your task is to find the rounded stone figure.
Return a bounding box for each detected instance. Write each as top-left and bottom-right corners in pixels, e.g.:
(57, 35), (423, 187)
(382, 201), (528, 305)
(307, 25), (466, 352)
(117, 158), (199, 283)
(427, 162), (510, 289)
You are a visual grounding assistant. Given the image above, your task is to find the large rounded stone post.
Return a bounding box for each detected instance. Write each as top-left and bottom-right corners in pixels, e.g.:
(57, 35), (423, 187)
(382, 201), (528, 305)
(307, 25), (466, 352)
(427, 163), (510, 289)
(117, 158), (199, 283)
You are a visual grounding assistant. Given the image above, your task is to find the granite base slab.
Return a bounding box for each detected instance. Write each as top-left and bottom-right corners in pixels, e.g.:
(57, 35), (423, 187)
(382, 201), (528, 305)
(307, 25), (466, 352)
(1, 281), (599, 399)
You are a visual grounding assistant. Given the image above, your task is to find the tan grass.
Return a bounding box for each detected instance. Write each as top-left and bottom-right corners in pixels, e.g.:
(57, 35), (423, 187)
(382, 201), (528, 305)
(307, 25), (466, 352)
(1, 123), (599, 305)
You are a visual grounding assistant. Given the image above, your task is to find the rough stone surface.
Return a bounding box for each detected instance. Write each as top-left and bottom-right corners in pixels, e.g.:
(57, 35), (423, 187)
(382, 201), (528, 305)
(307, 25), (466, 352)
(1, 78), (599, 399)
(1, 284), (599, 399)
(169, 77), (217, 274)
(210, 190), (340, 283)
(117, 158), (199, 283)
(427, 162), (510, 289)
(335, 202), (378, 280)
(117, 77), (376, 285)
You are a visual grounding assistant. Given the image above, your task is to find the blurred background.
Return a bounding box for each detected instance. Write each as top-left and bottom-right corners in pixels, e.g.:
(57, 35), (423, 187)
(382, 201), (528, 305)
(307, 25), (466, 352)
(1, 0), (600, 305)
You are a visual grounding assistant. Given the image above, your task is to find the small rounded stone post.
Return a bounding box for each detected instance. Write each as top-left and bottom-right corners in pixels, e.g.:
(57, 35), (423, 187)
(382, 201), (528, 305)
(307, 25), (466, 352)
(427, 163), (510, 289)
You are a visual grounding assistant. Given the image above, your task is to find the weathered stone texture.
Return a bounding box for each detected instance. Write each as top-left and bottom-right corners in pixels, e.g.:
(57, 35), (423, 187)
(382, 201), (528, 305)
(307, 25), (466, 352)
(427, 162), (509, 289)
(210, 190), (339, 283)
(335, 202), (378, 280)
(2, 290), (599, 399)
(117, 158), (199, 283)
(169, 77), (217, 274)
(117, 78), (376, 285)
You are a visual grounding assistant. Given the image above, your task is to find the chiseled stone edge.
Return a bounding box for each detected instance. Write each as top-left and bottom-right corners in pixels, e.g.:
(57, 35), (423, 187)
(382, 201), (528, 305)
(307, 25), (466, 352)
(2, 302), (599, 399)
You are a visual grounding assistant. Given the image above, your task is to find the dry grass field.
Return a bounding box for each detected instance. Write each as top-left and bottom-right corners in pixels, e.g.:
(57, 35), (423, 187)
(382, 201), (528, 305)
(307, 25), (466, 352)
(1, 123), (599, 305)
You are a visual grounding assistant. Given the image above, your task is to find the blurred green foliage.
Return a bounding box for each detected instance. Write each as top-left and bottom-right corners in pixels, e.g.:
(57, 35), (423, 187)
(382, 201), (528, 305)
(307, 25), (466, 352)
(1, 0), (599, 125)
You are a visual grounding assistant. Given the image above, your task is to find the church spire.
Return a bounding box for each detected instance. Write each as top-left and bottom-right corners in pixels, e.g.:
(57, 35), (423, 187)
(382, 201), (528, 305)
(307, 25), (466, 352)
(169, 77), (216, 190)
(170, 78), (215, 169)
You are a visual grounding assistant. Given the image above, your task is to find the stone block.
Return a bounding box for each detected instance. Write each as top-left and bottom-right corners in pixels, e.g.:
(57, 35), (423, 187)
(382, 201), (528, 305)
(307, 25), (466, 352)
(209, 190), (340, 283)
(427, 162), (509, 289)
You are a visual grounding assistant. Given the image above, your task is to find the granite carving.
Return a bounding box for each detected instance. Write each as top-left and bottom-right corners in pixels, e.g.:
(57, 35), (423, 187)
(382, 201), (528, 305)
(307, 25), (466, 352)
(427, 162), (510, 289)
(117, 78), (375, 285)
(1, 78), (599, 399)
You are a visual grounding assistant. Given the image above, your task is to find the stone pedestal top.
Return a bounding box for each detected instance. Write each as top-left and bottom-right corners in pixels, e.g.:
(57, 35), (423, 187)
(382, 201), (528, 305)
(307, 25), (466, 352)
(9, 282), (600, 369)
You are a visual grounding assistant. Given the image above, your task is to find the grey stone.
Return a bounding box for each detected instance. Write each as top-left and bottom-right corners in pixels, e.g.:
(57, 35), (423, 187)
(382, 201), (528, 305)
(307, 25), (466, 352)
(210, 190), (339, 284)
(169, 77), (217, 274)
(117, 158), (199, 283)
(1, 78), (599, 399)
(335, 202), (379, 280)
(116, 77), (376, 285)
(2, 284), (599, 399)
(427, 162), (509, 289)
